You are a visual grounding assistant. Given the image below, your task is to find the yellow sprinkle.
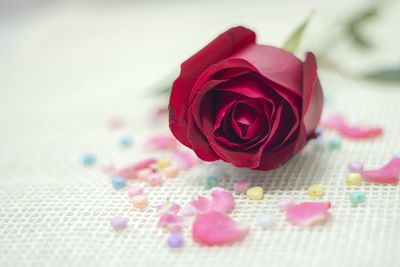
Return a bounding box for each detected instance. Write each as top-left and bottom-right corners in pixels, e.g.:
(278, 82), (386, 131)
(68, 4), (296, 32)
(308, 184), (324, 197)
(156, 158), (171, 169)
(246, 186), (264, 200)
(346, 172), (362, 185)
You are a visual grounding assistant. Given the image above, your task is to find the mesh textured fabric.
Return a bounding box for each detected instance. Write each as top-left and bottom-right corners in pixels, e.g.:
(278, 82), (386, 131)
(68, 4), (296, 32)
(1, 1), (399, 266)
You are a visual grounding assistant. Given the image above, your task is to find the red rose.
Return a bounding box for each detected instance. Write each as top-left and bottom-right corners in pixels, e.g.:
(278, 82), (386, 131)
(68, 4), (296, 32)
(169, 26), (323, 170)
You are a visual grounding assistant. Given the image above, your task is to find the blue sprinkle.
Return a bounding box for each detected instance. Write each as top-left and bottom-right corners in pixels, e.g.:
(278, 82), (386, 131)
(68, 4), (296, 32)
(120, 137), (133, 148)
(112, 177), (126, 189)
(82, 153), (96, 165)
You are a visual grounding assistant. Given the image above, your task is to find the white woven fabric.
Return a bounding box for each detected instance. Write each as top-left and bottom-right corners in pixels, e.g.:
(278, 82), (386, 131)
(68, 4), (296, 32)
(1, 1), (400, 266)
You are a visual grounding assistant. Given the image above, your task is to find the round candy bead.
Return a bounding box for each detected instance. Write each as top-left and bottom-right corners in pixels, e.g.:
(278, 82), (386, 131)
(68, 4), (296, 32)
(346, 172), (362, 185)
(349, 192), (366, 204)
(120, 137), (133, 148)
(277, 197), (295, 210)
(167, 233), (184, 248)
(164, 165), (179, 178)
(308, 184), (324, 197)
(247, 186), (264, 200)
(234, 179), (251, 194)
(111, 177), (126, 189)
(147, 172), (163, 186)
(132, 195), (148, 208)
(110, 216), (127, 230)
(328, 138), (342, 149)
(156, 158), (171, 169)
(202, 176), (218, 189)
(82, 153), (96, 165)
(348, 162), (364, 173)
(257, 213), (274, 228)
(127, 185), (144, 197)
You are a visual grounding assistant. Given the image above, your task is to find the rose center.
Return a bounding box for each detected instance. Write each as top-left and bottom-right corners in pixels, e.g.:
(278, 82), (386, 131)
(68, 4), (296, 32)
(233, 103), (258, 139)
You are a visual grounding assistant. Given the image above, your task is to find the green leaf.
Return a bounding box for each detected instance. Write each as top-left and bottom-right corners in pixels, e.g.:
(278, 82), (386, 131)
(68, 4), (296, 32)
(363, 68), (400, 82)
(347, 6), (379, 48)
(283, 11), (314, 54)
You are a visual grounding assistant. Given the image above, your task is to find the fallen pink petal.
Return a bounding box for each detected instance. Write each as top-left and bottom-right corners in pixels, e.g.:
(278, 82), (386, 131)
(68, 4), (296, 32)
(361, 158), (400, 184)
(181, 204), (199, 217)
(157, 213), (187, 231)
(173, 151), (199, 169)
(156, 203), (181, 214)
(209, 189), (234, 213)
(113, 158), (157, 177)
(146, 135), (178, 150)
(192, 211), (248, 246)
(286, 202), (331, 227)
(321, 114), (383, 139)
(189, 196), (210, 214)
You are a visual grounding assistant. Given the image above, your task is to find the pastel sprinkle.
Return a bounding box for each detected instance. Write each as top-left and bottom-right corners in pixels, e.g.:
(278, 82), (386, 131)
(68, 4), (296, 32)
(127, 185), (144, 197)
(278, 197), (295, 211)
(132, 195), (148, 208)
(350, 192), (366, 204)
(156, 158), (171, 169)
(247, 186), (263, 200)
(328, 138), (342, 149)
(192, 211), (248, 246)
(147, 172), (163, 186)
(308, 184), (324, 197)
(136, 168), (155, 181)
(82, 153), (96, 165)
(120, 137), (133, 148)
(164, 165), (179, 178)
(257, 213), (274, 228)
(110, 216), (127, 230)
(167, 233), (184, 248)
(286, 202), (331, 227)
(234, 179), (251, 194)
(361, 158), (400, 184)
(346, 172), (362, 185)
(202, 176), (218, 189)
(348, 162), (364, 173)
(111, 177), (126, 189)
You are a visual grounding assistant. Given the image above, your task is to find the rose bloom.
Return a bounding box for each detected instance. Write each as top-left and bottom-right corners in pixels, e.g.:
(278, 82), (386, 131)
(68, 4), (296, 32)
(169, 26), (323, 170)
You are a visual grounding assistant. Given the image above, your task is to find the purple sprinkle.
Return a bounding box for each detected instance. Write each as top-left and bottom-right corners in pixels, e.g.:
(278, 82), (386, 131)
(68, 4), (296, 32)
(110, 216), (127, 230)
(167, 233), (184, 248)
(348, 162), (364, 173)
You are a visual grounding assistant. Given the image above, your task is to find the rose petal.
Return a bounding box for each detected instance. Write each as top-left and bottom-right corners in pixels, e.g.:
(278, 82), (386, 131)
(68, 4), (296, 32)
(113, 158), (157, 178)
(209, 189), (234, 213)
(157, 213), (186, 230)
(189, 196), (210, 213)
(286, 202), (331, 227)
(192, 211), (249, 246)
(361, 158), (400, 184)
(146, 135), (178, 150)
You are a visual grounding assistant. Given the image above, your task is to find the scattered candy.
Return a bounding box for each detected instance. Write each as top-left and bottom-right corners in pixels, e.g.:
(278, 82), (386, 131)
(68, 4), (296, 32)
(349, 192), (366, 204)
(321, 114), (383, 139)
(328, 138), (342, 149)
(348, 162), (364, 173)
(147, 172), (163, 186)
(208, 164), (224, 177)
(192, 211), (248, 246)
(361, 158), (400, 184)
(156, 158), (171, 169)
(308, 184), (324, 197)
(146, 135), (177, 150)
(173, 151), (198, 169)
(164, 165), (179, 178)
(286, 202), (331, 227)
(202, 176), (218, 189)
(113, 158), (157, 178)
(247, 186), (264, 200)
(120, 137), (133, 148)
(137, 168), (155, 181)
(346, 172), (362, 185)
(110, 216), (127, 230)
(278, 198), (295, 210)
(167, 233), (184, 248)
(111, 177), (126, 189)
(132, 195), (148, 208)
(234, 179), (251, 194)
(257, 213), (274, 228)
(127, 185), (144, 197)
(82, 153), (96, 165)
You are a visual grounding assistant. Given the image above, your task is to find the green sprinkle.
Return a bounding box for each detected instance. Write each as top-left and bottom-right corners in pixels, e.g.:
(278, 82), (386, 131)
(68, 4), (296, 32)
(202, 176), (218, 189)
(328, 138), (342, 149)
(350, 192), (366, 204)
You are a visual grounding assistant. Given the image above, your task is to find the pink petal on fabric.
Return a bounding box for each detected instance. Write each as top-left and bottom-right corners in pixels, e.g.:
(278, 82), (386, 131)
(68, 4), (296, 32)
(181, 204), (199, 217)
(209, 189), (234, 213)
(173, 151), (199, 169)
(192, 211), (249, 246)
(146, 135), (178, 150)
(321, 114), (383, 139)
(286, 202), (331, 227)
(189, 196), (210, 213)
(157, 213), (185, 229)
(361, 158), (400, 184)
(113, 158), (157, 178)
